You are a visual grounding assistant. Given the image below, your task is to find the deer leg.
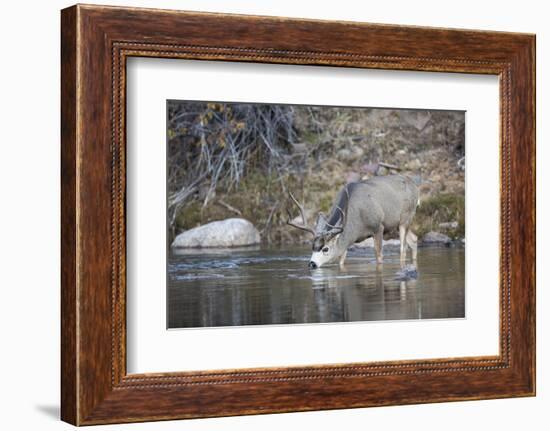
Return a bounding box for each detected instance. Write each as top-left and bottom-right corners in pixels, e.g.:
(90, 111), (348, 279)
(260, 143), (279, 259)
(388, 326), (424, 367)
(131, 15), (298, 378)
(399, 225), (407, 267)
(406, 230), (418, 264)
(339, 250), (348, 267)
(374, 225), (384, 265)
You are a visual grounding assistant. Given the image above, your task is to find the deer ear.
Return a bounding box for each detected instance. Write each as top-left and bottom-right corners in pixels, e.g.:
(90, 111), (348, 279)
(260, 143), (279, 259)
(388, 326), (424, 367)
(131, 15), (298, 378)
(315, 212), (327, 232)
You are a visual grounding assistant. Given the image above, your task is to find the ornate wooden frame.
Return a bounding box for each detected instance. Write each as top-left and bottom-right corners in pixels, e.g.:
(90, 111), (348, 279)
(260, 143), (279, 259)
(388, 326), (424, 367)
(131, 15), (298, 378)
(61, 4), (535, 425)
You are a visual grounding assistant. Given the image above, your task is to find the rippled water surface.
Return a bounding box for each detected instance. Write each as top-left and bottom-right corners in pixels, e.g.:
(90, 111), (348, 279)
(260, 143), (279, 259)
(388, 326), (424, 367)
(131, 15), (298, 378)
(168, 246), (464, 328)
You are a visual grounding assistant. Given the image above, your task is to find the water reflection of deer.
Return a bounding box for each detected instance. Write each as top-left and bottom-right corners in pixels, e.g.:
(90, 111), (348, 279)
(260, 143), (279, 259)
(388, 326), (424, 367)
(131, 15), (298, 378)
(309, 266), (421, 322)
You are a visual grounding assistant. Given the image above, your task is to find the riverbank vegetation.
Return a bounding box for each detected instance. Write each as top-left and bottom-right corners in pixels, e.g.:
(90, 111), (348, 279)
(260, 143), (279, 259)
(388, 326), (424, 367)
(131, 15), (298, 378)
(168, 100), (465, 244)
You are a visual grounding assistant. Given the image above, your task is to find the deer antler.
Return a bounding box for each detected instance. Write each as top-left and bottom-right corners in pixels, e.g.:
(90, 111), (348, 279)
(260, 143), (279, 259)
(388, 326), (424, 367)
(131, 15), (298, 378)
(286, 191), (316, 236)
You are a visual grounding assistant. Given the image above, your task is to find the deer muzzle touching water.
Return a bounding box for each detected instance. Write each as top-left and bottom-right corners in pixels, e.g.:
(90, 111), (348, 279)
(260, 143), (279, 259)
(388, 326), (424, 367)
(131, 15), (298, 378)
(287, 175), (419, 269)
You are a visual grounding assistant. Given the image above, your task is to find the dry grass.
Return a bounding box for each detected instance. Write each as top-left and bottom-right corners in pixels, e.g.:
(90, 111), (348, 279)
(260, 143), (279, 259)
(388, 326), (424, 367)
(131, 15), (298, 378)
(412, 193), (465, 239)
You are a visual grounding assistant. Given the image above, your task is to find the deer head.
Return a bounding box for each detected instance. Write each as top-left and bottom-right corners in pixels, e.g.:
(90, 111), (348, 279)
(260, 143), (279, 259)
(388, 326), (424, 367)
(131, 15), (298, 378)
(286, 190), (347, 268)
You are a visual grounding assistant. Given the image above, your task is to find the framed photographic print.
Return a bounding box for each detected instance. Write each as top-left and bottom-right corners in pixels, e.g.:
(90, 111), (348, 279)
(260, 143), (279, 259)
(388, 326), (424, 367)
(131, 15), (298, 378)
(61, 4), (535, 425)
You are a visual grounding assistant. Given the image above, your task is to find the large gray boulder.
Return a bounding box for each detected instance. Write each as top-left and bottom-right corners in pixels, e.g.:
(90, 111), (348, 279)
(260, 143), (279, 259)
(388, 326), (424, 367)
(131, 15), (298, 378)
(172, 218), (260, 248)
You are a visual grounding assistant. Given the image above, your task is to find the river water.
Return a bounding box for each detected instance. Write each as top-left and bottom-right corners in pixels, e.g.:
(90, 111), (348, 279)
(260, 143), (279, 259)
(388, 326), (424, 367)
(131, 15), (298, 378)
(167, 245), (464, 329)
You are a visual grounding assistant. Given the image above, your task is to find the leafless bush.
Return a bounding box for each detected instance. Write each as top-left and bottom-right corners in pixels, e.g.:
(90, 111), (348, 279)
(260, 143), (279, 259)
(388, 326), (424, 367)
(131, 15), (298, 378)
(167, 101), (299, 232)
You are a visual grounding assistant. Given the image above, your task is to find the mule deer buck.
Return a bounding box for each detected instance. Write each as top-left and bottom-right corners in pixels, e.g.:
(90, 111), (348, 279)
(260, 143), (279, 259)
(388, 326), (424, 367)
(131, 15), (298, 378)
(287, 175), (419, 269)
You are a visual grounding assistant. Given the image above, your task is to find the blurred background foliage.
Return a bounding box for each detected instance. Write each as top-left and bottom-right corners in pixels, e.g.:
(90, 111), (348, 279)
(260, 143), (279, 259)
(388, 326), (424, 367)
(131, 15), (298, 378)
(167, 101), (465, 244)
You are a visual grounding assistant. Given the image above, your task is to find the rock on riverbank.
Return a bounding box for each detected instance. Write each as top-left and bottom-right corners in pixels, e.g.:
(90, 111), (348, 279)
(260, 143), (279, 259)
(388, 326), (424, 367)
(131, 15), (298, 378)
(350, 238), (401, 249)
(422, 231), (452, 244)
(350, 231), (458, 249)
(171, 218), (261, 248)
